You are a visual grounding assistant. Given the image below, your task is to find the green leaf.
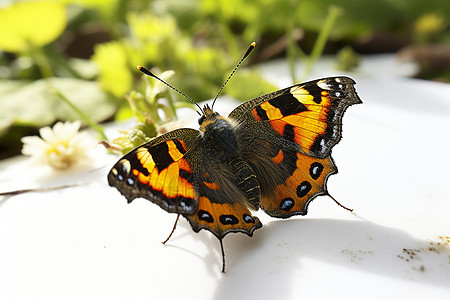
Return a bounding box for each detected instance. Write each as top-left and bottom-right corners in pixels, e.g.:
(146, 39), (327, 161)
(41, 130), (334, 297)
(0, 78), (117, 136)
(92, 41), (133, 97)
(0, 1), (67, 52)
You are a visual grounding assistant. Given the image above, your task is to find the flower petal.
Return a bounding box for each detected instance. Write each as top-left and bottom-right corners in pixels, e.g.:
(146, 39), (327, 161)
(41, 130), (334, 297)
(39, 126), (56, 143)
(21, 120), (94, 170)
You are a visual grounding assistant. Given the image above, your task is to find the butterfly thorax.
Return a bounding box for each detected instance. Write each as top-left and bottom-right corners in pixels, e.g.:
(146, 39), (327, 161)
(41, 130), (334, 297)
(199, 104), (239, 162)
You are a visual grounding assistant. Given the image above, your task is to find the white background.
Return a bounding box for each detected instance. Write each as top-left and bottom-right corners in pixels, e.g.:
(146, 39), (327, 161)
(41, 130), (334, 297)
(1, 55), (449, 299)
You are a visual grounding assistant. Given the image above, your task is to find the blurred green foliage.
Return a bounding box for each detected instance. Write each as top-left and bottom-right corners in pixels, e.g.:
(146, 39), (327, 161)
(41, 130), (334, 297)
(0, 0), (449, 157)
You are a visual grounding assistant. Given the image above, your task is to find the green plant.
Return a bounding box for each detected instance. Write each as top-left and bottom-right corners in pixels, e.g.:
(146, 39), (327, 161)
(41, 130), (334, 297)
(1, 0), (448, 159)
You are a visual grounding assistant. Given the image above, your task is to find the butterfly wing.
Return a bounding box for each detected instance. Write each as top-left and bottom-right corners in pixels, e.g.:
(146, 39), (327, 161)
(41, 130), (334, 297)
(229, 76), (361, 217)
(108, 128), (262, 239)
(256, 148), (337, 218)
(183, 188), (263, 239)
(230, 76), (362, 158)
(108, 128), (199, 215)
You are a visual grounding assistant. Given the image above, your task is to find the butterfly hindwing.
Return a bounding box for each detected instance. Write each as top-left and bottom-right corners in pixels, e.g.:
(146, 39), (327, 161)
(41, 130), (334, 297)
(184, 194), (262, 239)
(107, 128), (199, 215)
(259, 150), (337, 217)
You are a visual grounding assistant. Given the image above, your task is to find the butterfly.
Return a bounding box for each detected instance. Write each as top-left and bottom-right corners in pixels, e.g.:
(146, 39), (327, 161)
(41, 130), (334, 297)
(107, 43), (362, 272)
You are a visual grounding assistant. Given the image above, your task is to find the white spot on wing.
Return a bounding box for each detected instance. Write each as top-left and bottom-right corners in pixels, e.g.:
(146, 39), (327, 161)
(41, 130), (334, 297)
(317, 79), (332, 90)
(119, 159), (131, 174)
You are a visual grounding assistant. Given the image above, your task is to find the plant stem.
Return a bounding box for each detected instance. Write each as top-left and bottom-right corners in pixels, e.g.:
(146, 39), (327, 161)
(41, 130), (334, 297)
(287, 23), (303, 83)
(51, 87), (108, 141)
(166, 91), (178, 119)
(32, 45), (54, 78)
(303, 5), (343, 79)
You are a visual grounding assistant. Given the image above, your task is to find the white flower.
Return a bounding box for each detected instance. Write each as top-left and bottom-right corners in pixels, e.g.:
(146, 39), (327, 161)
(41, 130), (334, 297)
(21, 121), (95, 169)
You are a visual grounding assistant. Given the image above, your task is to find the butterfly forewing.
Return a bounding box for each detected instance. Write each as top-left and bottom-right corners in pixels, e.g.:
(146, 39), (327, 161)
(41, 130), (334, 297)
(108, 128), (199, 214)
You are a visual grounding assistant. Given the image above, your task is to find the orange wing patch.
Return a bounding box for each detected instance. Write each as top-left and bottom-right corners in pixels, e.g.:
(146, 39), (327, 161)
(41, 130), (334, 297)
(272, 149), (284, 164)
(260, 152), (336, 218)
(265, 86), (332, 154)
(133, 144), (195, 201)
(287, 86), (330, 134)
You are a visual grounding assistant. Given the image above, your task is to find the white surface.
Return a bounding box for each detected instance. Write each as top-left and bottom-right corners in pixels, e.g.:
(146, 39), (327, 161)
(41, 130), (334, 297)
(1, 55), (450, 299)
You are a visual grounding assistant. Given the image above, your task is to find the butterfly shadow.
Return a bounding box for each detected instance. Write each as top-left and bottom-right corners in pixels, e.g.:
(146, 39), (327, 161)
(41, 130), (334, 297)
(160, 219), (263, 279)
(211, 216), (450, 299)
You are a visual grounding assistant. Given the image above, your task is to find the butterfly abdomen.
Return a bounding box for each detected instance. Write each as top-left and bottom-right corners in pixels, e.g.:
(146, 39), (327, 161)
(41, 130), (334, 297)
(227, 158), (260, 210)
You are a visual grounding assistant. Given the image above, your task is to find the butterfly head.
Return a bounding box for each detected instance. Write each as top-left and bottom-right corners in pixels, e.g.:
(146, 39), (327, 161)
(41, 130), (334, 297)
(198, 104), (220, 127)
(198, 103), (237, 148)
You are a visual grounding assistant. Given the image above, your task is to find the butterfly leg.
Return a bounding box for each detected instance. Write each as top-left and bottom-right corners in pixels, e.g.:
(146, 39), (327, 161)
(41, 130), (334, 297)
(219, 238), (226, 273)
(327, 193), (353, 212)
(162, 214), (180, 245)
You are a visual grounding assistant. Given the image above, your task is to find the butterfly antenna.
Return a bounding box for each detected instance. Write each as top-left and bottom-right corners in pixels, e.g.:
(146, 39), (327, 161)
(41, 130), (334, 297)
(137, 66), (203, 115)
(211, 42), (256, 110)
